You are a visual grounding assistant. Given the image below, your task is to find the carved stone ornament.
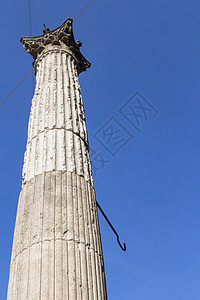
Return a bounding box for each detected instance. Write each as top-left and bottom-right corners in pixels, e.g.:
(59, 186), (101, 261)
(20, 18), (91, 73)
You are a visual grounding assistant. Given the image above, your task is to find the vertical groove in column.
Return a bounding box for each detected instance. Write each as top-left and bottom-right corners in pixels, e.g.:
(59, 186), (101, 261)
(43, 171), (51, 299)
(27, 177), (35, 298)
(90, 186), (104, 300)
(63, 52), (73, 131)
(62, 171), (68, 300)
(67, 171), (77, 299)
(61, 53), (67, 170)
(65, 172), (70, 300)
(51, 171), (55, 299)
(68, 56), (78, 137)
(81, 176), (94, 300)
(93, 188), (107, 298)
(57, 52), (64, 129)
(53, 53), (58, 175)
(78, 173), (89, 299)
(42, 54), (51, 173)
(68, 56), (77, 180)
(85, 177), (95, 300)
(71, 59), (86, 143)
(72, 172), (80, 299)
(55, 171), (63, 299)
(35, 56), (45, 138)
(89, 185), (102, 298)
(26, 179), (31, 299)
(39, 173), (45, 299)
(85, 181), (99, 299)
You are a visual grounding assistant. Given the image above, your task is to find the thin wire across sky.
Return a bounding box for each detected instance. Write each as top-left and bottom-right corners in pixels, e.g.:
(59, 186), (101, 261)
(0, 0), (95, 108)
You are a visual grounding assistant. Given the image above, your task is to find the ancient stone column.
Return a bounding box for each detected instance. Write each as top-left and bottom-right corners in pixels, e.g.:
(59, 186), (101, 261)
(7, 18), (107, 300)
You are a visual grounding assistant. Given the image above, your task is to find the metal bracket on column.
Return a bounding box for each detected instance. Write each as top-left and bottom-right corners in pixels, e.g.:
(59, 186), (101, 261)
(96, 200), (126, 252)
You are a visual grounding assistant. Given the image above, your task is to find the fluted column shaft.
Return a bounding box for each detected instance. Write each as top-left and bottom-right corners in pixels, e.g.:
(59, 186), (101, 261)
(7, 45), (107, 300)
(23, 45), (92, 185)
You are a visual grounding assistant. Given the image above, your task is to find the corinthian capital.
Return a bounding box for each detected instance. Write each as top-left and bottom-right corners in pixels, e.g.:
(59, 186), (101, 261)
(20, 18), (91, 73)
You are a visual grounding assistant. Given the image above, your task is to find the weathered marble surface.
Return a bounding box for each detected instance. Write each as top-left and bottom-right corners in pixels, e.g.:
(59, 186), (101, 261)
(7, 20), (107, 299)
(22, 46), (93, 186)
(7, 171), (107, 300)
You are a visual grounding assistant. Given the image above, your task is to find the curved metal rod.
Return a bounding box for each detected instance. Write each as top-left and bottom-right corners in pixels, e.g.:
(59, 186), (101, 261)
(117, 236), (126, 251)
(96, 200), (126, 252)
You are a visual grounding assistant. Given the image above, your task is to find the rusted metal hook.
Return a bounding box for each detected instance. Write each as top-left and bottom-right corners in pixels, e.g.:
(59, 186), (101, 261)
(96, 200), (126, 252)
(117, 235), (126, 251)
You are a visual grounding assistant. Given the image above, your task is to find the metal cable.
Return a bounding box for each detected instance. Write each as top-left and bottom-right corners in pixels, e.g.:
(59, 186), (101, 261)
(0, 69), (33, 108)
(74, 0), (94, 23)
(0, 1), (94, 109)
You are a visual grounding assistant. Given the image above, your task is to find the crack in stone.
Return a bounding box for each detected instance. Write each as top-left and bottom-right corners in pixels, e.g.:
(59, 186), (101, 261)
(27, 127), (89, 151)
(11, 237), (101, 265)
(22, 170), (94, 188)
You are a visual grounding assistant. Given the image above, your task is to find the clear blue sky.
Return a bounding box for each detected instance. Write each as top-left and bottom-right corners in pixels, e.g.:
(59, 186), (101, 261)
(0, 0), (200, 299)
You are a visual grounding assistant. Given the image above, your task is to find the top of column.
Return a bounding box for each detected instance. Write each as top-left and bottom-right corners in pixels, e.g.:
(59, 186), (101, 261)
(20, 18), (91, 73)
